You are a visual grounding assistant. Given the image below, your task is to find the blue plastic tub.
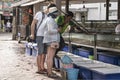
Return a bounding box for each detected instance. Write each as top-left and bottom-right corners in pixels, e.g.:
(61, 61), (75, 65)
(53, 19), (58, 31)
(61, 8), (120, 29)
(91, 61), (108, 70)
(72, 48), (79, 55)
(62, 45), (69, 52)
(62, 45), (80, 55)
(118, 59), (120, 66)
(74, 64), (92, 80)
(92, 71), (120, 80)
(78, 48), (93, 58)
(97, 52), (120, 65)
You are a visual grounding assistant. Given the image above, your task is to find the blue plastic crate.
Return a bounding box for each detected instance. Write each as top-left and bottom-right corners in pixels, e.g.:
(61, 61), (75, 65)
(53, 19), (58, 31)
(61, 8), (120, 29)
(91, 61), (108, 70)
(97, 52), (119, 65)
(74, 64), (92, 80)
(92, 71), (120, 80)
(62, 45), (75, 53)
(78, 48), (93, 58)
(73, 49), (79, 55)
(118, 59), (120, 66)
(62, 46), (69, 52)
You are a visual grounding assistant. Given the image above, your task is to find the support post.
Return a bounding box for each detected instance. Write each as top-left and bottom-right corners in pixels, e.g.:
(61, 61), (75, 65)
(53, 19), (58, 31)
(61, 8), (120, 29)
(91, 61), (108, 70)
(93, 33), (97, 60)
(16, 7), (20, 39)
(65, 0), (69, 13)
(106, 0), (110, 20)
(118, 0), (120, 20)
(12, 8), (17, 40)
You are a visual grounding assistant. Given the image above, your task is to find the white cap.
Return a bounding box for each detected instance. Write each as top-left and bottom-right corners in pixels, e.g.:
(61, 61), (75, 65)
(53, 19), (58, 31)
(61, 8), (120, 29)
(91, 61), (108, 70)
(49, 7), (58, 13)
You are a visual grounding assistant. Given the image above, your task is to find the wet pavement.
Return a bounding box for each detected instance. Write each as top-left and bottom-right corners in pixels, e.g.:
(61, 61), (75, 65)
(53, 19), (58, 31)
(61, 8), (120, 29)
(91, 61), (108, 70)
(0, 33), (62, 80)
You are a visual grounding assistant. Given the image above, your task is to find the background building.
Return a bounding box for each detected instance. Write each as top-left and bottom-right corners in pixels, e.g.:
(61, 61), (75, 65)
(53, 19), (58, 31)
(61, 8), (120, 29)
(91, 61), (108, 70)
(0, 0), (14, 29)
(68, 2), (117, 21)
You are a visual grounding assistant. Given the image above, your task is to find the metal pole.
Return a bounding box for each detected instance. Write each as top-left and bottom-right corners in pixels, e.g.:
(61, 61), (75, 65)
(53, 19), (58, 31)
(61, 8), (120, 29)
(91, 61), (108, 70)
(0, 14), (1, 29)
(93, 33), (97, 60)
(66, 0), (71, 53)
(118, 0), (120, 19)
(65, 0), (69, 13)
(19, 7), (22, 25)
(106, 0), (110, 20)
(15, 7), (19, 39)
(65, 0), (72, 53)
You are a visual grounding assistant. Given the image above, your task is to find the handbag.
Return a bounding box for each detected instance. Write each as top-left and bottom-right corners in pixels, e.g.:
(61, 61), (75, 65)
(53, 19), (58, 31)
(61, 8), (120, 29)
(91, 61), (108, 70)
(50, 42), (59, 49)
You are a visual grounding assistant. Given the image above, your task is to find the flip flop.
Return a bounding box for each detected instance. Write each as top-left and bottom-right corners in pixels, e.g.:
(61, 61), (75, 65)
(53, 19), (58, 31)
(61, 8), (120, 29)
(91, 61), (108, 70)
(42, 69), (47, 72)
(36, 70), (47, 74)
(47, 73), (57, 78)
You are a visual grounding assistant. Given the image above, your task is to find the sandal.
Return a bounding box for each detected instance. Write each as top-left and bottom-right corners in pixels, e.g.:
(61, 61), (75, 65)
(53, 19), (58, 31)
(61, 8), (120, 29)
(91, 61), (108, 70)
(47, 73), (57, 78)
(36, 70), (47, 74)
(42, 69), (47, 72)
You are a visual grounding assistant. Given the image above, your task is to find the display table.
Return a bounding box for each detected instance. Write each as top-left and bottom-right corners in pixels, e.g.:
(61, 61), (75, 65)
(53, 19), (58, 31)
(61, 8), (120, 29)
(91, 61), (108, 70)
(56, 51), (120, 80)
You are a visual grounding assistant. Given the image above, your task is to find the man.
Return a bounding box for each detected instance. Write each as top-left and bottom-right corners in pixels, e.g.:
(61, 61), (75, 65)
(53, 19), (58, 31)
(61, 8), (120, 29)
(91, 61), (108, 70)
(6, 20), (12, 32)
(30, 4), (56, 74)
(55, 11), (75, 53)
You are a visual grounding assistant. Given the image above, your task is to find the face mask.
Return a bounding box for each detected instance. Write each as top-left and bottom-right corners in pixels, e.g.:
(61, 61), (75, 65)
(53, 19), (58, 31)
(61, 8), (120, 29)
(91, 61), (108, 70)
(53, 12), (59, 16)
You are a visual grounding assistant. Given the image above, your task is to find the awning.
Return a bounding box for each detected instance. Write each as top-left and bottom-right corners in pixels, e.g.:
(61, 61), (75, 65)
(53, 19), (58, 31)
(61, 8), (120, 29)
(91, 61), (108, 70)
(21, 0), (45, 7)
(11, 0), (31, 7)
(65, 0), (117, 4)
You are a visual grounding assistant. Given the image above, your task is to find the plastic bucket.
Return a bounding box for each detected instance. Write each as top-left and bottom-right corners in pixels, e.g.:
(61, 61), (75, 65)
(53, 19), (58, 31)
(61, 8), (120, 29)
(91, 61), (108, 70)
(66, 68), (79, 80)
(32, 43), (38, 56)
(25, 43), (32, 56)
(61, 55), (73, 64)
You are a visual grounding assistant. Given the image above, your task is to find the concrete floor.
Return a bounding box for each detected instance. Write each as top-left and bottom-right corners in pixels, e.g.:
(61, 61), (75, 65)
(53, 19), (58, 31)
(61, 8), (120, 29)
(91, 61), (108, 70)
(0, 33), (62, 80)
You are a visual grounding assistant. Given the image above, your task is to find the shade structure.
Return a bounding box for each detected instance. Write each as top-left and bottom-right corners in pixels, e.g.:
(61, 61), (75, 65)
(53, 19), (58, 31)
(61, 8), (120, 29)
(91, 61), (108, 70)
(21, 0), (45, 7)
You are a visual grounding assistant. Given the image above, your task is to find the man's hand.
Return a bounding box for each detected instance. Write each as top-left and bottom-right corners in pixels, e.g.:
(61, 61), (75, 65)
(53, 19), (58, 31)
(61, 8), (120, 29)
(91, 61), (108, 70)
(30, 34), (34, 40)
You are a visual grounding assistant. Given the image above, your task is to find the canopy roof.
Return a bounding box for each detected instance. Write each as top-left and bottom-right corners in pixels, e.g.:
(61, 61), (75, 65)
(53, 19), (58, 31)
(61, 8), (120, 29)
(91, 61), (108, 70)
(21, 0), (45, 7)
(11, 0), (45, 7)
(12, 0), (118, 7)
(64, 0), (117, 4)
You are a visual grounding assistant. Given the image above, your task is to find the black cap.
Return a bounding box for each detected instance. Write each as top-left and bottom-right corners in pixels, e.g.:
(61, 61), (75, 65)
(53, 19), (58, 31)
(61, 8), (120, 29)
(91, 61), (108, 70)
(66, 11), (74, 17)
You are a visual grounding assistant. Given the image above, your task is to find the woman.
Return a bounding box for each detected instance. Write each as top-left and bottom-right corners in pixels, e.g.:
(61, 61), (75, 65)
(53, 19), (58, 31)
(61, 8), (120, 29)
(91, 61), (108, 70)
(43, 6), (60, 78)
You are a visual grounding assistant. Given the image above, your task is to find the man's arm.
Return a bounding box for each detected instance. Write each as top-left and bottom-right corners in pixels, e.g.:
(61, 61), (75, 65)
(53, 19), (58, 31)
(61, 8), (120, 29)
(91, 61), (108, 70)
(30, 19), (38, 39)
